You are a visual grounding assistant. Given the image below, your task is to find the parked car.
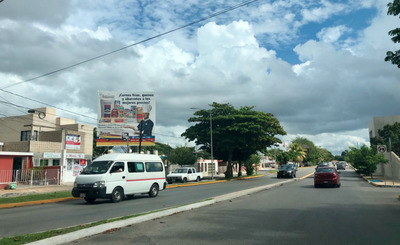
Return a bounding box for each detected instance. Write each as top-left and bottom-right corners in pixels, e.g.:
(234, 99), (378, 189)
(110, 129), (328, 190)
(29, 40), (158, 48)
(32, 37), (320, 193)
(167, 167), (203, 184)
(314, 167), (341, 188)
(277, 164), (297, 178)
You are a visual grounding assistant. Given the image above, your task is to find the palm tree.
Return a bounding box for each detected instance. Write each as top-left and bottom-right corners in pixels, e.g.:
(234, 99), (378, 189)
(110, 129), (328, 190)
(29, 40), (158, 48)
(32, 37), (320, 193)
(289, 142), (306, 165)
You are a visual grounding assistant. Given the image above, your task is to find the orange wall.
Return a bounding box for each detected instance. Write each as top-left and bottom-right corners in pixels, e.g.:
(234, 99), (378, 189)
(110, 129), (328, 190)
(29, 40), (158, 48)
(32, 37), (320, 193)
(0, 156), (14, 171)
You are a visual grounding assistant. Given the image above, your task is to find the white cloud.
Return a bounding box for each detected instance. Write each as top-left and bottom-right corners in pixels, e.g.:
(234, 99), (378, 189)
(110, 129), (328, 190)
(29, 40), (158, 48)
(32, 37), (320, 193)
(0, 0), (398, 156)
(317, 25), (351, 43)
(301, 0), (347, 23)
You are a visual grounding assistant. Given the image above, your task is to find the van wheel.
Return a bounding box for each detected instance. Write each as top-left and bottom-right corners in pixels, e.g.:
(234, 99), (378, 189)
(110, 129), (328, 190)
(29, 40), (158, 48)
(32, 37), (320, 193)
(110, 187), (124, 203)
(182, 178), (187, 183)
(196, 176), (200, 182)
(84, 197), (96, 204)
(149, 184), (159, 198)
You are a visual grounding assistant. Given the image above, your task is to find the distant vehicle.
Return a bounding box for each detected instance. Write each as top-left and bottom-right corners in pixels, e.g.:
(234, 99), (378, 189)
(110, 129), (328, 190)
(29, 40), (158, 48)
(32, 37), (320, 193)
(314, 167), (341, 188)
(287, 162), (298, 170)
(315, 162), (334, 170)
(277, 164), (297, 178)
(167, 167), (203, 184)
(337, 162), (346, 170)
(72, 153), (167, 203)
(269, 162), (277, 168)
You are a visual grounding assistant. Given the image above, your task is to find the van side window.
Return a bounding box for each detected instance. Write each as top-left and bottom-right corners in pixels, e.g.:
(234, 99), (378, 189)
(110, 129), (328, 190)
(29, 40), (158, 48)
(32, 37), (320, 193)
(111, 162), (124, 173)
(145, 162), (163, 172)
(128, 162), (144, 173)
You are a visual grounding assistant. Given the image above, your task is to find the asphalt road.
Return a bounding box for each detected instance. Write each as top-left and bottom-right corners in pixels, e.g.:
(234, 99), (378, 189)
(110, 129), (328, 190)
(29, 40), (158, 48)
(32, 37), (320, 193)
(0, 168), (312, 238)
(64, 169), (400, 245)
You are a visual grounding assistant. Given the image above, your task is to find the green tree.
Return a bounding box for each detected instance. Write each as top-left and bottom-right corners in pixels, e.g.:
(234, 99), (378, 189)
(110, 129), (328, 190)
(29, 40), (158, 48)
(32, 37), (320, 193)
(244, 154), (262, 176)
(371, 122), (400, 156)
(292, 137), (319, 164)
(385, 0), (400, 67)
(182, 102), (286, 178)
(276, 150), (291, 165)
(263, 145), (281, 163)
(169, 147), (197, 166)
(318, 147), (334, 162)
(288, 142), (306, 164)
(345, 145), (388, 177)
(141, 142), (174, 156)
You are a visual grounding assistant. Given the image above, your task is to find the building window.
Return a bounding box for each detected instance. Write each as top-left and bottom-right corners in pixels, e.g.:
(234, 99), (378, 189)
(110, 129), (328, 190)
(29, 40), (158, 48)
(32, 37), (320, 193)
(32, 130), (38, 141)
(53, 159), (60, 166)
(20, 130), (38, 141)
(21, 131), (30, 141)
(40, 159), (49, 166)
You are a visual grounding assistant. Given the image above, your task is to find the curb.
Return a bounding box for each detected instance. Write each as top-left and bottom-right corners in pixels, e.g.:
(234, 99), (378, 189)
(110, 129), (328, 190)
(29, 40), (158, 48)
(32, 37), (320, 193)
(0, 197), (78, 209)
(27, 179), (295, 245)
(361, 176), (400, 188)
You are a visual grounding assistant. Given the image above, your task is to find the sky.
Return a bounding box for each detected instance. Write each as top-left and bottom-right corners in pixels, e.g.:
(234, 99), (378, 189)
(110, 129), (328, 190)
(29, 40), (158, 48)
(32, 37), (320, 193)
(0, 0), (399, 156)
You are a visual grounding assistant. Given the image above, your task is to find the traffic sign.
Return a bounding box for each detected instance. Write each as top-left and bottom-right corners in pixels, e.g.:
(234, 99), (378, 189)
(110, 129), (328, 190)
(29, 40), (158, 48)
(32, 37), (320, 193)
(377, 145), (387, 153)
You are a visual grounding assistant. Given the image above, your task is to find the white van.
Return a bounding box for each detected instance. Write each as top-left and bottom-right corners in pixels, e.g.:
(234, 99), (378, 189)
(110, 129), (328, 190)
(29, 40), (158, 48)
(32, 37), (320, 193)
(72, 153), (167, 203)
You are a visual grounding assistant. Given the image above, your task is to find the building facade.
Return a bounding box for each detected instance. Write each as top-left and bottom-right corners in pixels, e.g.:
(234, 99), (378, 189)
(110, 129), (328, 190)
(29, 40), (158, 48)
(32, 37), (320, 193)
(368, 115), (400, 180)
(0, 107), (93, 184)
(368, 115), (400, 138)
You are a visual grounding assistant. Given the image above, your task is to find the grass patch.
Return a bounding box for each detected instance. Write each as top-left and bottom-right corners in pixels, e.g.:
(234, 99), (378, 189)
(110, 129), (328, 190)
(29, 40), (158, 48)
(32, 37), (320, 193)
(0, 191), (71, 204)
(0, 213), (141, 245)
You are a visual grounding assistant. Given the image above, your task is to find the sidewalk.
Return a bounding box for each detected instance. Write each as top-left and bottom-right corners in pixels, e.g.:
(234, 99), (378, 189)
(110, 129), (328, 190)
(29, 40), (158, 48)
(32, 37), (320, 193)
(0, 184), (73, 198)
(361, 175), (400, 187)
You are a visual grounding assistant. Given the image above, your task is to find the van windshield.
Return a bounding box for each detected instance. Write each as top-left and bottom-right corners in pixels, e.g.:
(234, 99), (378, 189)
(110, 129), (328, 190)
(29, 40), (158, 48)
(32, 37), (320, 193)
(81, 161), (113, 174)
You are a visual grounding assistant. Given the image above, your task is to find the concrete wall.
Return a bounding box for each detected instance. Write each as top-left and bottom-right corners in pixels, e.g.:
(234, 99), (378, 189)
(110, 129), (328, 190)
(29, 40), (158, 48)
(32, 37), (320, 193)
(369, 115), (400, 138)
(374, 152), (400, 180)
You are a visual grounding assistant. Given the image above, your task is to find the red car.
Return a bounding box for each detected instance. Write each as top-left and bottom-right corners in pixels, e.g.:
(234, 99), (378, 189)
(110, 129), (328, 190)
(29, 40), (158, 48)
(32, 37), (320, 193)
(314, 167), (341, 188)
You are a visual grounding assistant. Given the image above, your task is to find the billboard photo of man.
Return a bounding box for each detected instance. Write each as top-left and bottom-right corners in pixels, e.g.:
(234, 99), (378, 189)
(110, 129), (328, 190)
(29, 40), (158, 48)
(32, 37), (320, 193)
(124, 105), (154, 136)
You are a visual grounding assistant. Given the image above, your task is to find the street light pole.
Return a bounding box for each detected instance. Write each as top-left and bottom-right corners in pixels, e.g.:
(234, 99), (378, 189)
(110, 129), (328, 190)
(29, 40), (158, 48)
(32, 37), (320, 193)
(191, 107), (214, 179)
(209, 110), (214, 180)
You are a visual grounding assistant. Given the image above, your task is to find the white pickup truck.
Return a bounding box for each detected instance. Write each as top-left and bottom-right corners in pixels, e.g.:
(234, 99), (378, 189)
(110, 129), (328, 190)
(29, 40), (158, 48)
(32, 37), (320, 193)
(167, 167), (203, 184)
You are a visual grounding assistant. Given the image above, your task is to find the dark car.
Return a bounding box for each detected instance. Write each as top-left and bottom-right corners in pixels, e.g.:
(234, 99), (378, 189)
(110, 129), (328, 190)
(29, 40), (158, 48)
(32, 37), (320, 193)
(277, 164), (297, 178)
(314, 167), (341, 188)
(337, 162), (346, 170)
(315, 162), (334, 171)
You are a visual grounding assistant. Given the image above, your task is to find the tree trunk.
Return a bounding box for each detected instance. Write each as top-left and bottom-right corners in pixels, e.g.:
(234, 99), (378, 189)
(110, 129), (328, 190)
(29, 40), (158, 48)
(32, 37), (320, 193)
(225, 150), (233, 178)
(238, 161), (242, 177)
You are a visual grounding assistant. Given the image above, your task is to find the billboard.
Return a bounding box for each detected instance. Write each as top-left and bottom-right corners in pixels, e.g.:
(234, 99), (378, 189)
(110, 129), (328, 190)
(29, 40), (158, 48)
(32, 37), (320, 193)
(96, 91), (156, 147)
(65, 134), (81, 150)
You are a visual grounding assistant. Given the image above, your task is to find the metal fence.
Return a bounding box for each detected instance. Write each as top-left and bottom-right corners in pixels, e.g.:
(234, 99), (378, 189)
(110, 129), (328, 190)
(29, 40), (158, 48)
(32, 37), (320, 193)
(0, 169), (60, 186)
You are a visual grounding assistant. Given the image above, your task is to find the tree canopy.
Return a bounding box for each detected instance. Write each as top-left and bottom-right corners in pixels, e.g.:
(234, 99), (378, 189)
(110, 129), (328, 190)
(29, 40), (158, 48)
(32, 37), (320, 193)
(291, 137), (333, 164)
(182, 102), (286, 178)
(345, 145), (387, 177)
(169, 146), (197, 166)
(385, 0), (400, 68)
(370, 122), (400, 156)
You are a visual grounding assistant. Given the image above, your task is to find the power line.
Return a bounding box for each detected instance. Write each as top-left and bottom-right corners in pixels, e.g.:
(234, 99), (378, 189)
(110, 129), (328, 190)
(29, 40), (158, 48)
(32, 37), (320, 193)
(1, 0), (261, 89)
(0, 89), (98, 122)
